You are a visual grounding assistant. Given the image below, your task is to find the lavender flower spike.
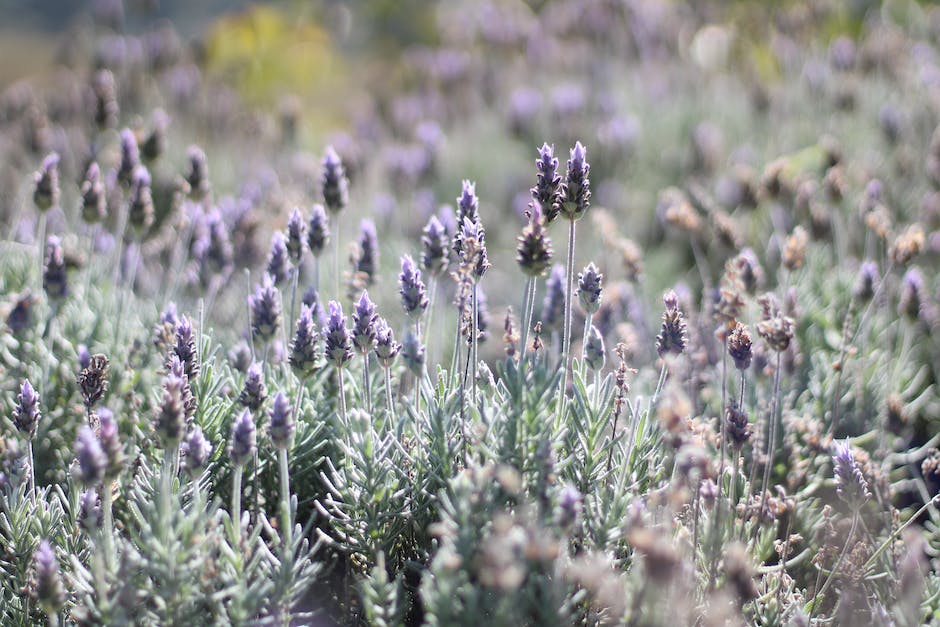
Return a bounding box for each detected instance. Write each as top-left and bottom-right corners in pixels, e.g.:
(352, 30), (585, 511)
(307, 203), (330, 257)
(249, 274), (282, 345)
(541, 264), (566, 333)
(289, 305), (321, 377)
(74, 425), (106, 487)
(118, 128), (140, 186)
(266, 231), (290, 286)
(374, 317), (401, 368)
(239, 362), (268, 411)
(13, 379), (41, 440)
(559, 141), (591, 221)
(321, 145), (349, 214)
(532, 143), (561, 223)
(81, 161), (107, 224)
(399, 255), (429, 318)
(577, 263), (603, 314)
(286, 207), (307, 265)
(323, 301), (354, 368)
(833, 439), (870, 507)
(98, 408), (123, 480)
(43, 235), (68, 301)
(352, 291), (378, 354)
(33, 153), (60, 212)
(174, 315), (200, 382)
(30, 540), (64, 614)
(356, 219), (379, 284)
(127, 166), (154, 234)
(421, 215), (450, 277)
(182, 426), (213, 477)
(401, 329), (426, 377)
(268, 391), (295, 449)
(228, 409), (257, 467)
(156, 373), (187, 448)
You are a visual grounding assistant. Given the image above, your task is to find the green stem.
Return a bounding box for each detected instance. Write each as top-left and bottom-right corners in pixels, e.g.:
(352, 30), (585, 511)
(755, 351), (783, 542)
(384, 367), (395, 424)
(101, 483), (114, 568)
(337, 367), (348, 423)
(520, 276), (535, 361)
(278, 448), (292, 551)
(557, 218), (577, 423)
(808, 512), (859, 622)
(232, 465), (244, 540)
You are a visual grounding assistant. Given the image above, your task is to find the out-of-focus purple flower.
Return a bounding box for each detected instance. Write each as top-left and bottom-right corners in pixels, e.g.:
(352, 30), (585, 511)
(156, 373), (187, 448)
(307, 204), (330, 257)
(476, 286), (490, 343)
(422, 215), (450, 278)
(78, 489), (102, 533)
(374, 317), (400, 368)
(77, 353), (110, 410)
(290, 305), (320, 377)
(460, 217), (490, 280)
(266, 231), (290, 286)
(399, 255), (429, 318)
(657, 290), (687, 356)
(127, 166), (154, 234)
(174, 315), (199, 382)
(78, 345), (91, 370)
(81, 161), (107, 224)
(181, 426), (212, 477)
(13, 379), (41, 440)
(33, 153), (59, 212)
(541, 264), (566, 333)
(249, 274), (282, 345)
(532, 143), (561, 223)
(556, 484), (582, 530)
(228, 409), (256, 467)
(193, 208), (233, 282)
(356, 219), (379, 284)
(286, 207), (307, 265)
(43, 236), (68, 301)
(323, 301), (353, 369)
(401, 330), (426, 377)
(583, 325), (606, 371)
(508, 86), (540, 136)
(30, 540), (64, 613)
(229, 341), (252, 373)
(899, 267), (924, 321)
(854, 260), (878, 301)
(185, 145), (210, 201)
(454, 180), (480, 256)
(321, 145), (349, 214)
(92, 69), (118, 129)
(74, 425), (106, 487)
(6, 290), (36, 334)
(577, 263), (603, 314)
(141, 109), (170, 162)
(559, 142), (591, 221)
(516, 203), (553, 277)
(268, 391), (294, 449)
(118, 129), (140, 187)
(97, 408), (123, 479)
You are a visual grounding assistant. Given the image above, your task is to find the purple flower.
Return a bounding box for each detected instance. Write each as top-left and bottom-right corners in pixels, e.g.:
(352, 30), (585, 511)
(516, 203), (553, 277)
(289, 305), (321, 377)
(583, 325), (606, 371)
(559, 141), (591, 221)
(30, 540), (64, 612)
(656, 290), (687, 356)
(43, 236), (68, 301)
(118, 128), (140, 187)
(399, 255), (429, 318)
(13, 379), (41, 440)
(268, 391), (294, 449)
(181, 426), (213, 476)
(323, 301), (353, 368)
(555, 485), (582, 530)
(81, 161), (106, 224)
(541, 264), (566, 332)
(238, 362), (268, 411)
(228, 409), (256, 467)
(286, 207), (307, 265)
(74, 425), (106, 487)
(577, 263), (603, 314)
(249, 274), (282, 344)
(185, 145), (210, 200)
(833, 439), (870, 506)
(307, 204), (330, 257)
(453, 180), (479, 256)
(352, 291), (378, 354)
(853, 260), (878, 301)
(401, 330), (426, 377)
(33, 152), (59, 211)
(421, 215), (450, 277)
(127, 166), (154, 234)
(194, 209), (233, 281)
(460, 217), (490, 280)
(78, 489), (102, 533)
(321, 145), (349, 214)
(156, 373), (187, 447)
(374, 318), (401, 368)
(899, 267), (923, 321)
(98, 408), (123, 479)
(266, 231), (290, 286)
(532, 143), (561, 223)
(356, 219), (379, 284)
(174, 315), (200, 382)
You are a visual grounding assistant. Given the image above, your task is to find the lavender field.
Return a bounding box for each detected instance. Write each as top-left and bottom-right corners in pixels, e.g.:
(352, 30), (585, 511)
(1, 0), (939, 625)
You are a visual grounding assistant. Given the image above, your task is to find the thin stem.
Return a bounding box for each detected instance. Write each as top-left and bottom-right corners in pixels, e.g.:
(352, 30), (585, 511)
(755, 351), (784, 544)
(362, 352), (372, 418)
(424, 276), (438, 352)
(337, 367), (348, 423)
(26, 441), (36, 503)
(520, 276), (535, 361)
(314, 255), (320, 293)
(36, 212), (47, 290)
(384, 367), (395, 423)
(471, 283), (478, 404)
(808, 512), (859, 622)
(557, 218), (577, 423)
(232, 465), (244, 540)
(333, 227), (340, 301)
(628, 361), (668, 471)
(278, 448), (292, 551)
(101, 483), (114, 568)
(289, 265), (299, 339)
(580, 312), (592, 379)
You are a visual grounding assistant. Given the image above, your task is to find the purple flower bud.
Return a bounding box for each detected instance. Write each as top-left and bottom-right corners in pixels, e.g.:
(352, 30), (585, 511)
(194, 209), (233, 280)
(374, 317), (401, 368)
(78, 489), (102, 533)
(141, 109), (169, 162)
(156, 374), (187, 448)
(78, 345), (91, 370)
(307, 204), (330, 257)
(656, 289), (688, 356)
(249, 274), (282, 344)
(459, 217), (490, 279)
(352, 291), (378, 354)
(78, 353), (110, 409)
(290, 305), (321, 377)
(92, 69), (118, 129)
(421, 215), (450, 277)
(238, 362), (267, 411)
(98, 408), (123, 479)
(184, 145), (210, 200)
(74, 425), (106, 487)
(301, 287), (327, 326)
(899, 267), (923, 321)
(6, 290), (36, 335)
(229, 341), (252, 373)
(268, 391), (294, 449)
(118, 129), (140, 186)
(321, 145), (349, 214)
(559, 141), (591, 221)
(30, 540), (64, 613)
(453, 180), (479, 256)
(286, 207), (307, 265)
(33, 153), (60, 212)
(853, 260), (878, 302)
(181, 426), (213, 476)
(43, 236), (68, 301)
(577, 263), (603, 314)
(541, 264), (566, 332)
(81, 161), (107, 224)
(555, 484), (582, 530)
(228, 409), (256, 467)
(323, 301), (353, 368)
(532, 143), (561, 223)
(174, 315), (199, 382)
(13, 379), (41, 440)
(401, 330), (426, 377)
(355, 219), (379, 284)
(833, 439), (870, 507)
(266, 231), (290, 286)
(516, 203), (553, 277)
(399, 255), (429, 318)
(166, 354), (196, 418)
(127, 166), (154, 234)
